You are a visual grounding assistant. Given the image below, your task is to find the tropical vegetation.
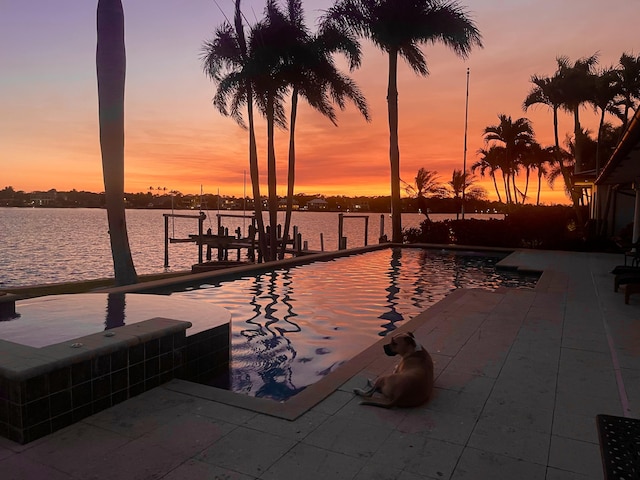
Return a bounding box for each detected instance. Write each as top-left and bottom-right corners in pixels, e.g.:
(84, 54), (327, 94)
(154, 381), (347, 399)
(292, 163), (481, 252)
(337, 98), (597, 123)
(321, 0), (482, 243)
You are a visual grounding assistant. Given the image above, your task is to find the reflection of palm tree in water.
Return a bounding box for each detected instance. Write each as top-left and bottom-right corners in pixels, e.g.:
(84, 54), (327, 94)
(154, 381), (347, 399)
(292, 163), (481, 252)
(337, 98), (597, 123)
(236, 269), (303, 400)
(104, 293), (126, 330)
(378, 248), (404, 336)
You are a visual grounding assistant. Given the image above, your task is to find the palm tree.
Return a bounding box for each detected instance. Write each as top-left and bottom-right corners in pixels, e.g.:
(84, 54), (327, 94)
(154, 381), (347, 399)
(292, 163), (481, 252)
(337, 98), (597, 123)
(555, 54), (599, 173)
(523, 71), (580, 212)
(446, 169), (485, 215)
(96, 0), (137, 285)
(248, 3), (299, 260)
(201, 0), (268, 260)
(472, 145), (505, 203)
(482, 114), (533, 205)
(276, 0), (370, 258)
(323, 0), (482, 243)
(403, 168), (445, 219)
(589, 66), (621, 174)
(519, 142), (554, 205)
(615, 52), (640, 132)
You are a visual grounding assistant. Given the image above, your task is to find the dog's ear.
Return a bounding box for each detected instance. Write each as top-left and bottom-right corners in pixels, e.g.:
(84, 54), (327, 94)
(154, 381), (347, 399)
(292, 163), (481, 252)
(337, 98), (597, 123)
(404, 334), (416, 348)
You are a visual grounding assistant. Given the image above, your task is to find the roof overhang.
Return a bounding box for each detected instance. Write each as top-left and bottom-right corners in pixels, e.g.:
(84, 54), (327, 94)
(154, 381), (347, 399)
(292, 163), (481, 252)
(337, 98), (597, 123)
(596, 109), (640, 186)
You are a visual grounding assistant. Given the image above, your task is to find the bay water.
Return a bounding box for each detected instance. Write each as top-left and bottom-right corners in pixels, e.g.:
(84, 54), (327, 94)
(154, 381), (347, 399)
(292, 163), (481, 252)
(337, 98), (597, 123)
(0, 207), (501, 288)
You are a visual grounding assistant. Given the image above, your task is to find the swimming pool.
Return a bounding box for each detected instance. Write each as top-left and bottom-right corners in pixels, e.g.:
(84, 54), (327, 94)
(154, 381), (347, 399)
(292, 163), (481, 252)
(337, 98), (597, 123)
(166, 247), (539, 401)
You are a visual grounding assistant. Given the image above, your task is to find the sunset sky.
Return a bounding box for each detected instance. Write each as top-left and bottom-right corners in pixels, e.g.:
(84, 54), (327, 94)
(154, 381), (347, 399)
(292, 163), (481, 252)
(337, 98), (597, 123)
(1, 0), (638, 205)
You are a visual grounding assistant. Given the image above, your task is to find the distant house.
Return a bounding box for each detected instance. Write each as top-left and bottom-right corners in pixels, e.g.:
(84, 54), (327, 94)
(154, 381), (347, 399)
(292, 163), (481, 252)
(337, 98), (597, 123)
(30, 189), (57, 206)
(306, 198), (328, 210)
(278, 198), (299, 210)
(595, 109), (640, 239)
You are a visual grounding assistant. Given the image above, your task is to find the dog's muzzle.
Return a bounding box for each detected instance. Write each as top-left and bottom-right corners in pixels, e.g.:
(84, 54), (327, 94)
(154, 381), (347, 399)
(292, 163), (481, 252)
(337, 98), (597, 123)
(383, 344), (397, 356)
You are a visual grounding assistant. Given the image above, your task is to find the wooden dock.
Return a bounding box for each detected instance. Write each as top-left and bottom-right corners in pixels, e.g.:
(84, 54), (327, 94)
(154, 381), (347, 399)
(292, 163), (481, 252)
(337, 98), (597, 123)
(163, 212), (317, 269)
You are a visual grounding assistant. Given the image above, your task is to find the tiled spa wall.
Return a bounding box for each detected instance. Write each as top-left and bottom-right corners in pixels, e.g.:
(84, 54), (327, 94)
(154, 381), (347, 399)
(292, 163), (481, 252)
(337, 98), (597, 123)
(0, 321), (231, 444)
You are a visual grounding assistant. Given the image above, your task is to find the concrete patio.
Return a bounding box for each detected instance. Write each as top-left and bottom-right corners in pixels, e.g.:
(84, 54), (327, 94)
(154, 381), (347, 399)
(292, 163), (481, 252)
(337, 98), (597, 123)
(1, 249), (637, 479)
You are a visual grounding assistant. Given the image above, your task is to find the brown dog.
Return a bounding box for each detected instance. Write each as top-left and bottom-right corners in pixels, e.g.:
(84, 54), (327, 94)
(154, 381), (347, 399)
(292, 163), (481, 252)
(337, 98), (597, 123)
(354, 332), (434, 408)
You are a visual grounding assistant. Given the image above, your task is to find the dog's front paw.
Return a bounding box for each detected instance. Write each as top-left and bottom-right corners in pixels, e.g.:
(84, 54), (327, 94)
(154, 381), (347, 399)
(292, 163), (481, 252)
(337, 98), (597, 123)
(353, 388), (367, 396)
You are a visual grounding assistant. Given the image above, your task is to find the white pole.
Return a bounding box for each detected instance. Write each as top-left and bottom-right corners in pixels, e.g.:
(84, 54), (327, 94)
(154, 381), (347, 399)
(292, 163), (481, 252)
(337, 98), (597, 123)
(462, 67), (470, 220)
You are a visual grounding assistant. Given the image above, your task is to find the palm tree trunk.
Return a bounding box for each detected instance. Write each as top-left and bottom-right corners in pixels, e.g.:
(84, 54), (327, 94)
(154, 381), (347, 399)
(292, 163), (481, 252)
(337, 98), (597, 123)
(387, 48), (402, 243)
(247, 88), (267, 260)
(490, 172), (502, 203)
(266, 95), (278, 261)
(554, 107), (583, 225)
(281, 88), (298, 258)
(595, 109), (606, 175)
(96, 0), (137, 286)
(573, 107), (582, 173)
(536, 168), (542, 205)
(523, 169), (530, 203)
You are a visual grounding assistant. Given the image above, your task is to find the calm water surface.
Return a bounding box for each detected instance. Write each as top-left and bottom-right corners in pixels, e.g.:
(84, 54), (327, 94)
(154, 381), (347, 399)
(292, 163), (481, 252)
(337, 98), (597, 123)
(0, 208), (501, 287)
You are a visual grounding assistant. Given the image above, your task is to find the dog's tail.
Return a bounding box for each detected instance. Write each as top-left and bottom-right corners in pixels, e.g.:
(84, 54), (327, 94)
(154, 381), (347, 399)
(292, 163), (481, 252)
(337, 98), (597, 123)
(359, 398), (395, 409)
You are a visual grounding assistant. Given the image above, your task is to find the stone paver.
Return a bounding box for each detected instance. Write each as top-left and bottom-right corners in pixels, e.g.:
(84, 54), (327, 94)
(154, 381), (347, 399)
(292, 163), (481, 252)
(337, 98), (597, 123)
(3, 249), (639, 479)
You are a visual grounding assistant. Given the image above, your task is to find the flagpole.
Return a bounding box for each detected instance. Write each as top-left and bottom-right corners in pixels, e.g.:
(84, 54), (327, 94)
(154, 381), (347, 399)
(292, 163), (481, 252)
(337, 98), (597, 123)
(462, 67), (470, 220)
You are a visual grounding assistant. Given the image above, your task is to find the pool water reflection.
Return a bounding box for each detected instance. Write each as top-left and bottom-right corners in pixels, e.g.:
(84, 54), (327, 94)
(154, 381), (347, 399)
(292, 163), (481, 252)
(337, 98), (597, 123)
(169, 248), (539, 401)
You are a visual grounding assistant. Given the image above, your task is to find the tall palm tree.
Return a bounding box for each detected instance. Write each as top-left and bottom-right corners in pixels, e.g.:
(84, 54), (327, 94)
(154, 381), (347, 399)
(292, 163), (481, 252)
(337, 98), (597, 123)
(201, 0), (268, 260)
(248, 3), (296, 260)
(96, 0), (137, 285)
(482, 114), (533, 205)
(472, 145), (505, 203)
(589, 66), (621, 174)
(323, 0), (482, 243)
(555, 54), (599, 173)
(403, 168), (445, 219)
(615, 52), (640, 132)
(523, 71), (580, 211)
(276, 0), (370, 258)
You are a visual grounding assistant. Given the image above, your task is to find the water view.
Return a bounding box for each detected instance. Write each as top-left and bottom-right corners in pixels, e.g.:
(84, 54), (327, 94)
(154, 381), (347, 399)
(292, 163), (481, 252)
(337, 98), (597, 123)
(0, 207), (502, 288)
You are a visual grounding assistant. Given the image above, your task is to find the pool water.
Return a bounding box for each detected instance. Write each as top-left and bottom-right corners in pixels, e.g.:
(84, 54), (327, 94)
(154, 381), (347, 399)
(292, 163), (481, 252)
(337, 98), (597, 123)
(169, 248), (539, 401)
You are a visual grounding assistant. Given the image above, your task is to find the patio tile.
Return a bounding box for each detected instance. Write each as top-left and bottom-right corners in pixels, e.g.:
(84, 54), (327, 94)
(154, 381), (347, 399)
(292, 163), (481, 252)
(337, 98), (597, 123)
(247, 410), (329, 441)
(546, 467), (602, 480)
(450, 447), (546, 480)
(434, 369), (496, 396)
(427, 386), (489, 419)
(370, 430), (463, 479)
(67, 437), (187, 480)
(552, 411), (599, 444)
(0, 445), (14, 461)
(162, 458), (256, 480)
(261, 443), (364, 480)
(554, 388), (623, 418)
(311, 389), (353, 416)
(334, 395), (407, 429)
(397, 408), (476, 445)
(487, 381), (556, 411)
(547, 435), (604, 478)
(479, 398), (553, 434)
(182, 396), (258, 425)
(352, 462), (406, 480)
(198, 426), (296, 477)
(20, 423), (130, 477)
(0, 454), (76, 480)
(133, 413), (235, 457)
(467, 418), (550, 464)
(83, 388), (196, 438)
(303, 415), (394, 458)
